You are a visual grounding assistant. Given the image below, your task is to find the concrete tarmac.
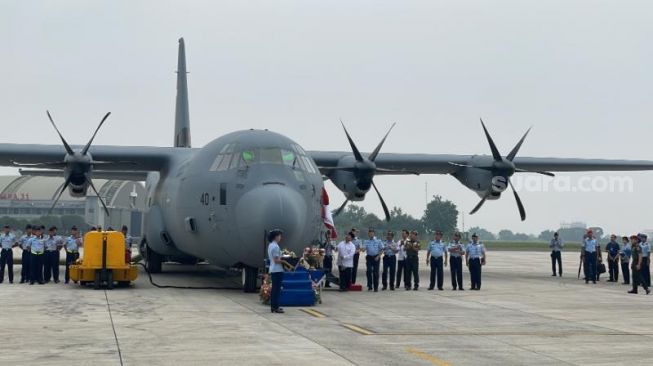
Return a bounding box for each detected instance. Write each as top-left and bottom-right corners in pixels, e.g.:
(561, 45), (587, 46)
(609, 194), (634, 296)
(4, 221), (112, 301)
(0, 250), (652, 366)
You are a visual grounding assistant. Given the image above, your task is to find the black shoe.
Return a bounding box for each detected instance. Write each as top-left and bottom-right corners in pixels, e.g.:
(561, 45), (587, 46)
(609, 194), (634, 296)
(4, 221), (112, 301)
(593, 281), (597, 284)
(559, 273), (562, 277)
(19, 280), (24, 284)
(413, 287), (419, 291)
(54, 280), (60, 284)
(628, 290), (638, 294)
(272, 308), (285, 314)
(438, 288), (443, 291)
(405, 287), (411, 291)
(9, 281), (13, 284)
(374, 289), (378, 292)
(29, 282), (34, 285)
(368, 288), (372, 291)
(607, 280), (614, 282)
(324, 284), (331, 288)
(551, 274), (556, 276)
(382, 287), (387, 291)
(452, 288), (457, 291)
(585, 281), (589, 284)
(646, 288), (651, 295)
(38, 282), (44, 285)
(458, 288), (464, 291)
(428, 287), (434, 291)
(390, 287), (395, 291)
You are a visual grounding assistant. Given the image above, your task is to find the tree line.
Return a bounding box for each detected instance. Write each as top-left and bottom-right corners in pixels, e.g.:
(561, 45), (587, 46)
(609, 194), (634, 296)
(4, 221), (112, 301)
(333, 196), (605, 243)
(333, 195), (458, 238)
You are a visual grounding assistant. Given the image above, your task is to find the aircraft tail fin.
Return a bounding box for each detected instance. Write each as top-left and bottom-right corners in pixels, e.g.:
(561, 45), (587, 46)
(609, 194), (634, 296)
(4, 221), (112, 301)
(174, 37), (191, 148)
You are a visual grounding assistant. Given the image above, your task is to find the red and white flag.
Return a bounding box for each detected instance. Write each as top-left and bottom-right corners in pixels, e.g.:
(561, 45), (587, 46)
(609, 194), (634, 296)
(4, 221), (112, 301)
(321, 187), (337, 238)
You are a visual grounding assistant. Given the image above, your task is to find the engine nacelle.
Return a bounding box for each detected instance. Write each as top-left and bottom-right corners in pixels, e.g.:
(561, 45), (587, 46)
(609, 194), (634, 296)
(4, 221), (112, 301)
(329, 169), (369, 201)
(452, 166), (507, 199)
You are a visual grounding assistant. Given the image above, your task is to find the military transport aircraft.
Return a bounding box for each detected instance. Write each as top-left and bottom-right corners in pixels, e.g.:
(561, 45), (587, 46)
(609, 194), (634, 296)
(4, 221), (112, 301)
(2, 38), (653, 291)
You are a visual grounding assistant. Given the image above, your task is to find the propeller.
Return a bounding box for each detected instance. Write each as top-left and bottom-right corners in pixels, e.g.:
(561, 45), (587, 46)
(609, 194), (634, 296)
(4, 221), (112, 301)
(331, 121), (401, 221)
(48, 175), (72, 215)
(86, 174), (110, 215)
(43, 111), (112, 216)
(467, 119), (554, 221)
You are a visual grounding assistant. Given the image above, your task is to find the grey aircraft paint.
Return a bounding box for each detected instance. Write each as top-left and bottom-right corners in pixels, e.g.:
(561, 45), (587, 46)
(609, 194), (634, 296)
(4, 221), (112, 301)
(3, 38), (653, 289)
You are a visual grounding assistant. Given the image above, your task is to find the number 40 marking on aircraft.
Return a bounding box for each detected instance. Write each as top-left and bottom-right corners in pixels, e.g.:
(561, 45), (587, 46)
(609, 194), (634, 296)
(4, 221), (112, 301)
(200, 192), (210, 206)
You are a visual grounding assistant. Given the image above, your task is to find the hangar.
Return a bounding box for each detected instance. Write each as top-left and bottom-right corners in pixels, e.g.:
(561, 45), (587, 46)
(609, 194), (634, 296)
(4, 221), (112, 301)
(0, 175), (147, 235)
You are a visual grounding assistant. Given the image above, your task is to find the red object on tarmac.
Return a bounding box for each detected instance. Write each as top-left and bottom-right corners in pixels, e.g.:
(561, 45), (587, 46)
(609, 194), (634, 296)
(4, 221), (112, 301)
(348, 283), (362, 291)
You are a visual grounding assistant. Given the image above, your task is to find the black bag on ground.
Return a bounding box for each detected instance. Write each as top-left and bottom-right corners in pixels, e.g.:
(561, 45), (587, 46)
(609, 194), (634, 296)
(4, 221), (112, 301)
(598, 262), (606, 274)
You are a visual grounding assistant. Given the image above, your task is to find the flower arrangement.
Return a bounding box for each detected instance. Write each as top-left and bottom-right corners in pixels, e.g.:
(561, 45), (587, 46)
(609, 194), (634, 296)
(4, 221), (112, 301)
(259, 274), (271, 305)
(282, 248), (297, 258)
(299, 246), (324, 269)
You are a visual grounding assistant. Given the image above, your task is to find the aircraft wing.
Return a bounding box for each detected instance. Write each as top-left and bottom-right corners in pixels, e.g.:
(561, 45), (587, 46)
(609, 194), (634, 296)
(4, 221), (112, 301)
(18, 169), (149, 181)
(0, 144), (194, 172)
(309, 151), (653, 175)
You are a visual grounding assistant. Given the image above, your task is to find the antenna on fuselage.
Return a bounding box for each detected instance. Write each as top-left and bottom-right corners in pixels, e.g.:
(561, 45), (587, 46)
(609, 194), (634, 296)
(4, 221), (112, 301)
(174, 37), (191, 148)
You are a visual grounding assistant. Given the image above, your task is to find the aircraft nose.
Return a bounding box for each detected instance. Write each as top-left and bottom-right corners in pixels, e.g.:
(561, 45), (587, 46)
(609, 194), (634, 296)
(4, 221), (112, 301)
(234, 183), (308, 266)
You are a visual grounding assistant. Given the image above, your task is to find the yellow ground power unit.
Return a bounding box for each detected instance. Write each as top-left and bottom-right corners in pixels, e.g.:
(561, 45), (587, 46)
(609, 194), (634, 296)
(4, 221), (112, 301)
(68, 231), (138, 289)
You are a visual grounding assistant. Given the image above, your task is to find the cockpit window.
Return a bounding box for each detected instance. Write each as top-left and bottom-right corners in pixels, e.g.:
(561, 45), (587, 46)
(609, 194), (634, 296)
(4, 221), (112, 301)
(242, 151), (255, 162)
(210, 145), (317, 174)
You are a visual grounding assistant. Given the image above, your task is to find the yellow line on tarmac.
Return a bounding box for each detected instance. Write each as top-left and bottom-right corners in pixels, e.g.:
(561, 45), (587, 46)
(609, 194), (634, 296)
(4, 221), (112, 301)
(406, 347), (452, 366)
(342, 323), (375, 335)
(300, 308), (326, 318)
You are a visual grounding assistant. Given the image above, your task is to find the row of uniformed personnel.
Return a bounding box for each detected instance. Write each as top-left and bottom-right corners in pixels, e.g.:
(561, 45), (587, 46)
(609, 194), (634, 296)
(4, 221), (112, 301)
(0, 224), (133, 285)
(549, 230), (650, 294)
(333, 228), (487, 292)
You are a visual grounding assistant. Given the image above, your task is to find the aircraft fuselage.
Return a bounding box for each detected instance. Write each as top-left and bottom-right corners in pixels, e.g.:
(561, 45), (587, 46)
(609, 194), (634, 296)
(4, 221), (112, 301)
(143, 129), (324, 269)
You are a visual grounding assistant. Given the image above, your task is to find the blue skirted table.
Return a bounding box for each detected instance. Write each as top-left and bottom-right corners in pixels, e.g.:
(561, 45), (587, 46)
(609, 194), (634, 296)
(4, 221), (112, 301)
(278, 268), (325, 306)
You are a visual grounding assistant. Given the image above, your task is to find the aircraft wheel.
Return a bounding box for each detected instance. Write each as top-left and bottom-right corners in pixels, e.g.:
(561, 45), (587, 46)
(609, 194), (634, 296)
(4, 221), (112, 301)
(242, 267), (259, 293)
(93, 271), (101, 290)
(107, 271), (114, 290)
(146, 245), (163, 274)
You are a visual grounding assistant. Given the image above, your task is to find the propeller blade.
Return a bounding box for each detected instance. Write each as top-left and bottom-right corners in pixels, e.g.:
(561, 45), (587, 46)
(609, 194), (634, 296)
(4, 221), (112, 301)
(86, 175), (110, 216)
(509, 179), (526, 221)
(369, 122), (396, 162)
(479, 118), (503, 162)
(333, 199), (349, 216)
(514, 168), (555, 177)
(371, 181), (391, 222)
(469, 196), (487, 215)
(48, 176), (72, 215)
(82, 112), (111, 155)
(506, 127), (532, 161)
(46, 110), (75, 155)
(340, 119), (364, 162)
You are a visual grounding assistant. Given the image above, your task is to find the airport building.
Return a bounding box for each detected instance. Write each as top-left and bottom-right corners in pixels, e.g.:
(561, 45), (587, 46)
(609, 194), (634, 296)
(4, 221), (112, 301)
(0, 175), (147, 235)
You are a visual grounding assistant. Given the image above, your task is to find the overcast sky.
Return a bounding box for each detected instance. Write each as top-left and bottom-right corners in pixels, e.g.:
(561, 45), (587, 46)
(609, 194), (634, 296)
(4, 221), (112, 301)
(2, 1), (653, 236)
